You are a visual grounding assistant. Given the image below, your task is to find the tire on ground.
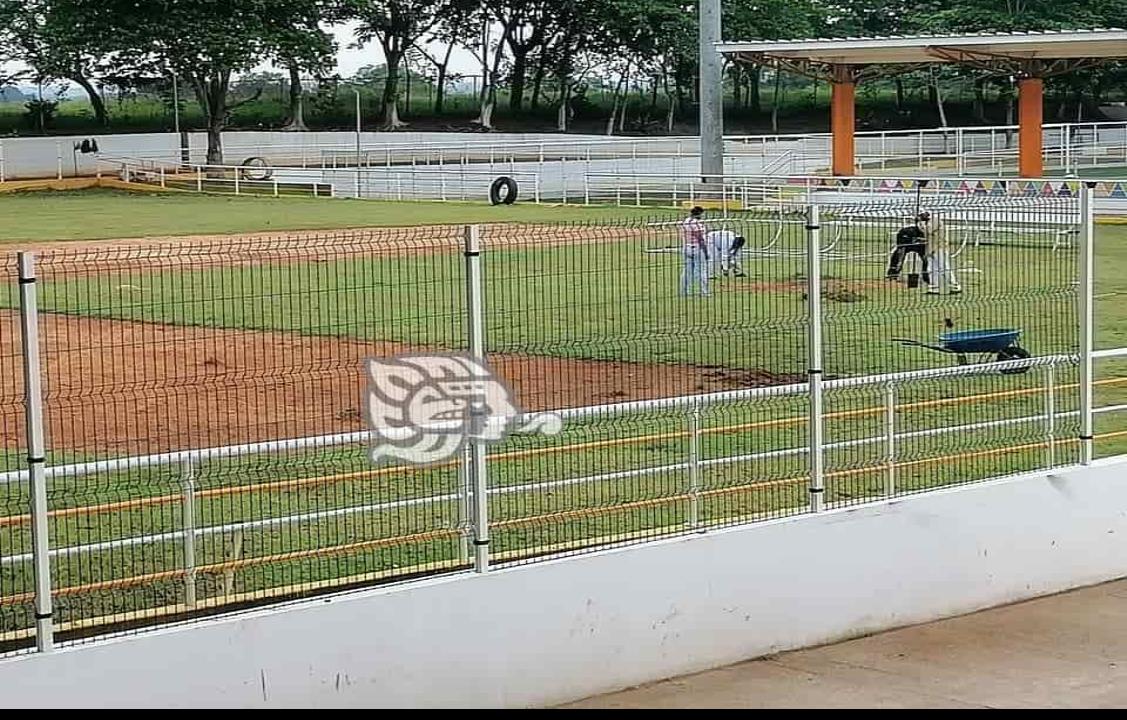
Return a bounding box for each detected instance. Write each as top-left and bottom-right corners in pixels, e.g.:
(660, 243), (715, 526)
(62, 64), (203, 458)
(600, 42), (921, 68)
(489, 176), (518, 205)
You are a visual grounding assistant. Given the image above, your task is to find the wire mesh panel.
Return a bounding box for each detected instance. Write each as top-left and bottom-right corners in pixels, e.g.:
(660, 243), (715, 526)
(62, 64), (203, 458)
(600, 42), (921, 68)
(0, 229), (471, 650)
(815, 192), (1081, 502)
(0, 252), (34, 654)
(479, 214), (813, 560)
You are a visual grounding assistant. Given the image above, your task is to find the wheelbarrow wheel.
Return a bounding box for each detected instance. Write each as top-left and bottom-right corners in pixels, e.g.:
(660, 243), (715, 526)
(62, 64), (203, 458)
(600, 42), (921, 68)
(996, 345), (1032, 375)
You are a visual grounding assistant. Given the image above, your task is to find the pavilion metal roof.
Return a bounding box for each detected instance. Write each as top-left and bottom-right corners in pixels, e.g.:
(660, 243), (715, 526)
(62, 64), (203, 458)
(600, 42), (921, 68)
(719, 28), (1127, 70)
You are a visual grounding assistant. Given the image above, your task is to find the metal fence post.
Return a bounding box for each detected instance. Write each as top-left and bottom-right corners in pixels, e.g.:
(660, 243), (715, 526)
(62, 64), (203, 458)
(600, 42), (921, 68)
(688, 403), (702, 529)
(806, 204), (826, 512)
(884, 383), (896, 496)
(464, 225), (490, 572)
(457, 444), (473, 565)
(1045, 363), (1057, 469)
(55, 140), (63, 180)
(181, 460), (197, 608)
(1079, 183), (1095, 464)
(18, 252), (54, 652)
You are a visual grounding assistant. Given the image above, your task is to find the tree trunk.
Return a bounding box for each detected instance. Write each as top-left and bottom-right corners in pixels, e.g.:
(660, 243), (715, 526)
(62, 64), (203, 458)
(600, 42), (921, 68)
(933, 72), (948, 128)
(192, 71), (231, 167)
(771, 68), (782, 133)
(381, 48), (407, 129)
(531, 58), (546, 111)
(606, 72), (628, 135)
(748, 66), (761, 114)
(663, 70), (676, 133)
(731, 65), (742, 109)
(557, 77), (571, 131)
(207, 115), (224, 166)
(434, 53), (449, 114)
(972, 77), (986, 123)
(404, 63), (411, 115)
(510, 50), (528, 111)
(894, 77), (905, 111)
(283, 64), (307, 131)
(71, 74), (108, 127)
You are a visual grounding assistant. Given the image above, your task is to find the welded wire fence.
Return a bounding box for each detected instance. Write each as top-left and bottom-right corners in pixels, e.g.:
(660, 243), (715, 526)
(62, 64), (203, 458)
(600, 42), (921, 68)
(0, 185), (1110, 654)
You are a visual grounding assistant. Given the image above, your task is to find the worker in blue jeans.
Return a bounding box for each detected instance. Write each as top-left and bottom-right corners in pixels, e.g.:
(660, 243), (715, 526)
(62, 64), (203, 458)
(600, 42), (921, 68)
(680, 207), (710, 297)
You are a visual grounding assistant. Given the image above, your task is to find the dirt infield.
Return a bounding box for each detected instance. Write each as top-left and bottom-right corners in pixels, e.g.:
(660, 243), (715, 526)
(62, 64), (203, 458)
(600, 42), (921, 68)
(0, 311), (795, 456)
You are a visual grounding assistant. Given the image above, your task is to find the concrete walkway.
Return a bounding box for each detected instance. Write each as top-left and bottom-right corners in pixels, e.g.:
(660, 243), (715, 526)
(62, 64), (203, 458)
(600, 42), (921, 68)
(565, 579), (1127, 709)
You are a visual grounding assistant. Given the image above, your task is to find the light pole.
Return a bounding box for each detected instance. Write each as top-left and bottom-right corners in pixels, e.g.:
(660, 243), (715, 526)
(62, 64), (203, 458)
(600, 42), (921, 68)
(699, 0), (724, 183)
(172, 72), (181, 135)
(354, 88), (362, 168)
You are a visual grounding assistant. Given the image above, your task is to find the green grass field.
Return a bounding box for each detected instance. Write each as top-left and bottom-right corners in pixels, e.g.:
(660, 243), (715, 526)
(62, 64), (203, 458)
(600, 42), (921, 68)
(0, 189), (657, 243)
(2, 190), (1127, 645)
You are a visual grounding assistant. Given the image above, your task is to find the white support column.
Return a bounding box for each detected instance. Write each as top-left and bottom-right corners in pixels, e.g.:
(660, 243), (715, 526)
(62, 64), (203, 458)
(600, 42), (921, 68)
(464, 226), (490, 572)
(18, 252), (54, 652)
(806, 205), (825, 512)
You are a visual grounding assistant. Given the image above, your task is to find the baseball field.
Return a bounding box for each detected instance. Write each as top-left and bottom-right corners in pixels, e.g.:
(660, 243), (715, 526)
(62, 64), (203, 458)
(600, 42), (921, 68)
(2, 188), (1126, 646)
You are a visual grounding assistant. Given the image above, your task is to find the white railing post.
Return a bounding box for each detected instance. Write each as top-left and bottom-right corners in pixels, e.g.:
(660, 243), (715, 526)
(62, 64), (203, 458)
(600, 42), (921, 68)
(181, 460), (197, 608)
(196, 166), (203, 192)
(233, 167), (240, 195)
(0, 139), (6, 182)
(1079, 184), (1095, 464)
(464, 225), (490, 573)
(884, 383), (896, 496)
(562, 156), (569, 205)
(18, 252), (54, 653)
(55, 140), (63, 180)
(806, 204), (825, 512)
(688, 403), (702, 529)
(1045, 363), (1057, 469)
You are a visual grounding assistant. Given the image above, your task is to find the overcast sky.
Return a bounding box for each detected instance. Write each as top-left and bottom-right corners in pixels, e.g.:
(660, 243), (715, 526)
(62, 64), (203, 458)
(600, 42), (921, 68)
(3, 22), (482, 92)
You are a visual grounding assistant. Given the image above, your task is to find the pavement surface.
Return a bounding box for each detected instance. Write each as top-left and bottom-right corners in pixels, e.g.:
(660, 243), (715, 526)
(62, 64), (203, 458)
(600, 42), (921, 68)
(564, 579), (1127, 709)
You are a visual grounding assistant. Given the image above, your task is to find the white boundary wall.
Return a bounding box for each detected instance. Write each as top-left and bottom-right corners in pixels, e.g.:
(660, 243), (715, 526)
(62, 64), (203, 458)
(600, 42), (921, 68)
(3, 457), (1127, 708)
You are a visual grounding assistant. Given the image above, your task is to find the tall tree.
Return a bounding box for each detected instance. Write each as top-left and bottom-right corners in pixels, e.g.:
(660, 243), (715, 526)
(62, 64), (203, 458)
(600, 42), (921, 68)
(88, 0), (335, 164)
(496, 1), (555, 112)
(350, 0), (453, 129)
(2, 0), (120, 126)
(411, 0), (476, 115)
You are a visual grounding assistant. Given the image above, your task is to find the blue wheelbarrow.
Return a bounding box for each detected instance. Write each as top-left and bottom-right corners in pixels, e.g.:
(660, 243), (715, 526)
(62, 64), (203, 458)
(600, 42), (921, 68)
(893, 328), (1032, 374)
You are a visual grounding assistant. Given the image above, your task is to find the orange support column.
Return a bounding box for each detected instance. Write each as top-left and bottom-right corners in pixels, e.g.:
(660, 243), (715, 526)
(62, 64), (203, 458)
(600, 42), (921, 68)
(831, 68), (856, 176)
(1018, 77), (1044, 178)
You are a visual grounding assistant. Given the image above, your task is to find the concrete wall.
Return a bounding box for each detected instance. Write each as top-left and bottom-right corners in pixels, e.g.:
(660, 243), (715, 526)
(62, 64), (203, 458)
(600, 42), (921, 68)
(3, 458), (1127, 708)
(0, 131), (621, 180)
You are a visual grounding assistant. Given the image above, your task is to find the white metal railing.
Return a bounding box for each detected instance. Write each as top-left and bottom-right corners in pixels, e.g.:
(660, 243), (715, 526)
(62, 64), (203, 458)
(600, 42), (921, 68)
(107, 158), (544, 204)
(0, 350), (1108, 567)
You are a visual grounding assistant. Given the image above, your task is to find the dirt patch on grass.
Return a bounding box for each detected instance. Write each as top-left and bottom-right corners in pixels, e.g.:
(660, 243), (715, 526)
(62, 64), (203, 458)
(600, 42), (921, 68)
(0, 312), (798, 456)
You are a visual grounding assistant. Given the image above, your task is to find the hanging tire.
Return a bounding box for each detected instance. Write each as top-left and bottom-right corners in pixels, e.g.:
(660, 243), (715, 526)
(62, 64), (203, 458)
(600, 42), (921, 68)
(489, 176), (518, 205)
(997, 345), (1032, 375)
(239, 156), (273, 181)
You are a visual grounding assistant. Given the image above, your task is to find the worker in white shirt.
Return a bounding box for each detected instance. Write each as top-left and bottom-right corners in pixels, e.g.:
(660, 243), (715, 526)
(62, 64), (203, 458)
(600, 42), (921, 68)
(706, 229), (747, 278)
